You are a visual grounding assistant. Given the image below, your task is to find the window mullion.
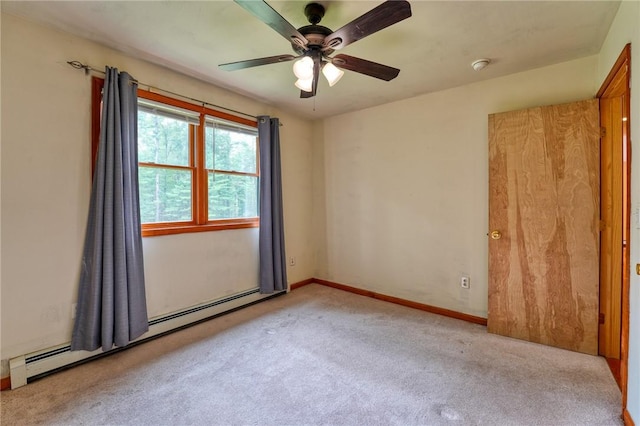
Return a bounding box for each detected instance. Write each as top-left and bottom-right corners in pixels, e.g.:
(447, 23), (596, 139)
(195, 115), (207, 225)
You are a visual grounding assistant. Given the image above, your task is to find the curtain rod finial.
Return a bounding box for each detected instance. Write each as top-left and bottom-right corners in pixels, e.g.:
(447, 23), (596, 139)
(68, 60), (90, 75)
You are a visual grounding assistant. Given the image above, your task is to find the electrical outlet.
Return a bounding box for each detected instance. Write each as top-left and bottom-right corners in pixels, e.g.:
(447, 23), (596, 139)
(71, 303), (77, 319)
(289, 256), (296, 267)
(460, 276), (470, 289)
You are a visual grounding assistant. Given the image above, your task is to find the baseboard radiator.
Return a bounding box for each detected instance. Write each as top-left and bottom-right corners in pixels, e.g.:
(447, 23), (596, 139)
(9, 288), (282, 389)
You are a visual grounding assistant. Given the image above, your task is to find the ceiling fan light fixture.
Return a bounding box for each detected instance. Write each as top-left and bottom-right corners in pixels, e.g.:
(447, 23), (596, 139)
(295, 77), (313, 92)
(293, 56), (314, 79)
(322, 62), (344, 87)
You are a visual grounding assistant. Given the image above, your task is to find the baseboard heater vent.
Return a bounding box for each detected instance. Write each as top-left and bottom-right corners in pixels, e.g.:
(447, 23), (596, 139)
(10, 287), (281, 389)
(147, 288), (260, 326)
(25, 346), (73, 365)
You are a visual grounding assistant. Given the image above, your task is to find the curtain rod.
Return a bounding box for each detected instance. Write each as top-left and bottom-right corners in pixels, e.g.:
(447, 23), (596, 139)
(67, 60), (261, 121)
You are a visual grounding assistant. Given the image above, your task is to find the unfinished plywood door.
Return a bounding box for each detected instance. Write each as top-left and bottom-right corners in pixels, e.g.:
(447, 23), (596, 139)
(488, 99), (600, 355)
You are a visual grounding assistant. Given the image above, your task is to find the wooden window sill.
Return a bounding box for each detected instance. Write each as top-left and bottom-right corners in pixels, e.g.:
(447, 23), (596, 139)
(142, 219), (258, 237)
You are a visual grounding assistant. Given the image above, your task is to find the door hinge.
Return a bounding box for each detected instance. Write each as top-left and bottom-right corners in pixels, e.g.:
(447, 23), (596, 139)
(599, 313), (605, 324)
(601, 127), (607, 138)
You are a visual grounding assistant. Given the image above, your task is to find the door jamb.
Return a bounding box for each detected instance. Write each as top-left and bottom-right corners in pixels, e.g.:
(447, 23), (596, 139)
(597, 42), (631, 414)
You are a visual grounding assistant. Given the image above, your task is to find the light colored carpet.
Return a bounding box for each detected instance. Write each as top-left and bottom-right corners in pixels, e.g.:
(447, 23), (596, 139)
(1, 284), (622, 425)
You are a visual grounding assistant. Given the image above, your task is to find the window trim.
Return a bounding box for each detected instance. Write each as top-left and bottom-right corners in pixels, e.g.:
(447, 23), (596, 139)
(91, 76), (260, 237)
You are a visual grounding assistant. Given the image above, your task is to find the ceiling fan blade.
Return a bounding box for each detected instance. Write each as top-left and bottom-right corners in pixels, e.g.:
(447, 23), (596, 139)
(323, 0), (411, 51)
(219, 54), (296, 71)
(300, 56), (321, 98)
(234, 0), (308, 49)
(331, 54), (400, 81)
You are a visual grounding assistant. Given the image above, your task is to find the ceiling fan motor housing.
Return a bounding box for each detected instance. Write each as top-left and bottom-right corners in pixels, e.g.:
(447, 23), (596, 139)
(304, 3), (325, 25)
(291, 2), (336, 56)
(293, 24), (334, 55)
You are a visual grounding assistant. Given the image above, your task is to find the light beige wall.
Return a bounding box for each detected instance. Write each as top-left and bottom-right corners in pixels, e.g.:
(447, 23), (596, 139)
(0, 13), (314, 375)
(596, 1), (640, 420)
(277, 108), (315, 282)
(316, 56), (598, 318)
(311, 120), (327, 276)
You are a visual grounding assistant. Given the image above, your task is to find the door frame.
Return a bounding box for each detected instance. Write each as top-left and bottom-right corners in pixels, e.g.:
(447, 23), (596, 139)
(597, 43), (631, 413)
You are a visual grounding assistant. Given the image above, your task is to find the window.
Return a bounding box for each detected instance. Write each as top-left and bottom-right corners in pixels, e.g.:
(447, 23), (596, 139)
(138, 98), (197, 224)
(206, 118), (259, 221)
(91, 77), (259, 236)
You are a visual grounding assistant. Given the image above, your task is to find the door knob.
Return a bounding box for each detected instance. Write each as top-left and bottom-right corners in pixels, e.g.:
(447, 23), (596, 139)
(490, 230), (502, 240)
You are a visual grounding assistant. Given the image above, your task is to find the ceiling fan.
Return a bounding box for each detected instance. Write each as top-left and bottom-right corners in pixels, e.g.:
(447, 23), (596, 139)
(219, 0), (412, 98)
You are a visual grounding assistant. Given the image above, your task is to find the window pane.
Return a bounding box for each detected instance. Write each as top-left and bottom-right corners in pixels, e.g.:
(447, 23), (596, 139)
(138, 109), (190, 166)
(205, 126), (256, 173)
(208, 173), (258, 220)
(139, 167), (192, 223)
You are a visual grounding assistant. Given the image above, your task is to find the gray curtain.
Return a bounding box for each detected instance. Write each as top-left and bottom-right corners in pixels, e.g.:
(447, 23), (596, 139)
(258, 116), (287, 293)
(71, 67), (148, 352)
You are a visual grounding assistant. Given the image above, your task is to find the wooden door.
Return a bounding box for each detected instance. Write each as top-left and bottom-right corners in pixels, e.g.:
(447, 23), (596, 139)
(599, 95), (624, 360)
(598, 51), (630, 364)
(488, 99), (600, 355)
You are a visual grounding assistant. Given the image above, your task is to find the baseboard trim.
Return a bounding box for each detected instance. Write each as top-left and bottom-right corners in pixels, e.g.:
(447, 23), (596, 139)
(306, 278), (487, 326)
(624, 409), (635, 426)
(1, 376), (11, 391)
(289, 278), (314, 290)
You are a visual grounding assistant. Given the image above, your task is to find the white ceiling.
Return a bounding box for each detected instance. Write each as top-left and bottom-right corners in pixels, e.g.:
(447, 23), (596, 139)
(2, 1), (620, 119)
